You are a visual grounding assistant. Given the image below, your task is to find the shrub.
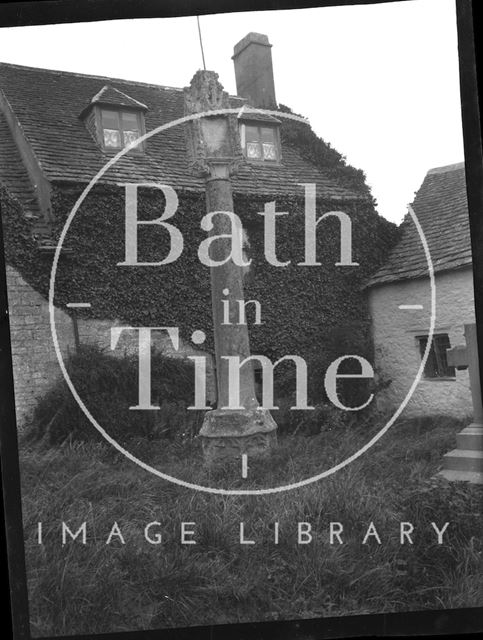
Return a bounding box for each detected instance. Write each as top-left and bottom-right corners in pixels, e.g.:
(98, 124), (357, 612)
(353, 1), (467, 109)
(28, 345), (205, 446)
(271, 396), (344, 437)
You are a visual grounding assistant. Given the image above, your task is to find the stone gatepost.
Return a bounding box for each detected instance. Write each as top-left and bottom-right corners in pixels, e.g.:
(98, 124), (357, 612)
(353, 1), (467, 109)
(440, 323), (483, 483)
(184, 70), (277, 464)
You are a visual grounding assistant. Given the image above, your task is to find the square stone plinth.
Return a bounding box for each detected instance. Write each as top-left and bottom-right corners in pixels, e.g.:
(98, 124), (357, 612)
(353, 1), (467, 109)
(199, 407), (277, 463)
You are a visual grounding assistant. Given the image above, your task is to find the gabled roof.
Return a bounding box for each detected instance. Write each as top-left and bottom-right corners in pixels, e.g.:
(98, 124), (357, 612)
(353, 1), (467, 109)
(237, 104), (281, 123)
(85, 85), (148, 113)
(0, 62), (363, 200)
(366, 162), (472, 287)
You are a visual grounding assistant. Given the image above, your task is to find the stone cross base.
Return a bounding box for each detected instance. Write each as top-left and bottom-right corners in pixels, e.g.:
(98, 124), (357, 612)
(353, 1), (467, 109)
(200, 407), (277, 464)
(438, 422), (483, 484)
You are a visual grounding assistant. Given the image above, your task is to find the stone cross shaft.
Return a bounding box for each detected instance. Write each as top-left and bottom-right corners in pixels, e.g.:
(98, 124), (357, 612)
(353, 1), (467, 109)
(184, 70), (277, 464)
(204, 171), (257, 410)
(441, 323), (483, 483)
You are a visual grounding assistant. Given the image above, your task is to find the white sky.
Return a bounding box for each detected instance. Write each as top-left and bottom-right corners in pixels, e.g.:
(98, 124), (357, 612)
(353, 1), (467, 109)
(0, 0), (463, 223)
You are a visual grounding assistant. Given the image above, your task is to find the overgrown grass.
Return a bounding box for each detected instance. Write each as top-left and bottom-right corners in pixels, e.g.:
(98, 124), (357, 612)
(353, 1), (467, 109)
(19, 414), (483, 637)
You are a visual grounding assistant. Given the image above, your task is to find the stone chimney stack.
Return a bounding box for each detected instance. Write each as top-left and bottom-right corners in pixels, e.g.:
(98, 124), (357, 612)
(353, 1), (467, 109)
(232, 32), (277, 109)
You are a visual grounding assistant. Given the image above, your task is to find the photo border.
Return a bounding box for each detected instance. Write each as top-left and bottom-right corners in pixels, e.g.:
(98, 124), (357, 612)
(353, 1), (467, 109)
(1, 1), (482, 639)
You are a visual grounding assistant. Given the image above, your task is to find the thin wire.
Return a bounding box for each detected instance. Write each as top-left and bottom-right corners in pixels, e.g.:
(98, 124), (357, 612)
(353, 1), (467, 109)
(196, 16), (207, 71)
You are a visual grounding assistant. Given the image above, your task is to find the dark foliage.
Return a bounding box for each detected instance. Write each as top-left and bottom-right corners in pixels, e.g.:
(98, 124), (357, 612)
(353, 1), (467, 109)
(28, 345), (204, 445)
(279, 104), (373, 199)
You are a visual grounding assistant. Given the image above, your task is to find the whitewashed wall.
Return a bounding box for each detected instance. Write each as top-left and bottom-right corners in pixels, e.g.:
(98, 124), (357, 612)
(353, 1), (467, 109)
(368, 267), (476, 418)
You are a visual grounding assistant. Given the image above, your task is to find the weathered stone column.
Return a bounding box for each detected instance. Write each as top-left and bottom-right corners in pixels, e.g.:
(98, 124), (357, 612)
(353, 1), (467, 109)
(184, 70), (277, 464)
(204, 169), (255, 410)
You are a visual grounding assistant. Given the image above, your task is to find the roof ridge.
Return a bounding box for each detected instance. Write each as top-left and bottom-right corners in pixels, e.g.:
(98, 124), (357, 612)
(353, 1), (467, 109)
(0, 61), (246, 101)
(427, 161), (465, 175)
(0, 60), (185, 92)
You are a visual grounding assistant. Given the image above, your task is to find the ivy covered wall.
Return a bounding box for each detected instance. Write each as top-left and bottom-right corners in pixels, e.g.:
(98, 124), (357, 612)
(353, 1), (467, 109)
(1, 113), (400, 410)
(2, 177), (398, 404)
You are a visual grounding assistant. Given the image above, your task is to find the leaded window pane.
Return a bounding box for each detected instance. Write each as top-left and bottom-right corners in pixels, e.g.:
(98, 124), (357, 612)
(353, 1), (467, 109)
(103, 129), (121, 148)
(123, 130), (139, 146)
(245, 125), (260, 142)
(101, 110), (120, 129)
(247, 142), (262, 158)
(263, 143), (276, 160)
(121, 112), (138, 129)
(261, 127), (276, 143)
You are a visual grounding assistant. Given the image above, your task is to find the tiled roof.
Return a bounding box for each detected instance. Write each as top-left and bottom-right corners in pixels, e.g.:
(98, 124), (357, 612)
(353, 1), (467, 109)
(0, 62), (362, 200)
(366, 162), (472, 287)
(0, 111), (41, 219)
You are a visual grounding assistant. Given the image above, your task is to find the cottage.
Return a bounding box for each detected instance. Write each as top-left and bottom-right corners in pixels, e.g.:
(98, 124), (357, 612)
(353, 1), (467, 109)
(0, 32), (397, 425)
(367, 162), (475, 418)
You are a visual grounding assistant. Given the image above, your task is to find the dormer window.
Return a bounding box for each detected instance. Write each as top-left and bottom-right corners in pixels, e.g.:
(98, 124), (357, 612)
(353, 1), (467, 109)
(243, 124), (278, 161)
(101, 109), (142, 149)
(80, 85), (148, 154)
(238, 111), (281, 163)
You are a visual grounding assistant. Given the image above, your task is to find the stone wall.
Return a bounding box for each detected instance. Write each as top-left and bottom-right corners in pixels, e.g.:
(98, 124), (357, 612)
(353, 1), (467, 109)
(6, 264), (74, 424)
(368, 267), (476, 418)
(6, 264), (215, 428)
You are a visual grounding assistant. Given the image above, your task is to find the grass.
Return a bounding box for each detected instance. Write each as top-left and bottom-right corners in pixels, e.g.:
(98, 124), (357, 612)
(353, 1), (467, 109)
(18, 414), (483, 637)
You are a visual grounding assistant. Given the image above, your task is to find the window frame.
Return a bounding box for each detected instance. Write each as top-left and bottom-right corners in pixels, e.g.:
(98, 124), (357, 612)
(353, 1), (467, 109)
(239, 121), (281, 164)
(416, 333), (456, 380)
(95, 106), (146, 154)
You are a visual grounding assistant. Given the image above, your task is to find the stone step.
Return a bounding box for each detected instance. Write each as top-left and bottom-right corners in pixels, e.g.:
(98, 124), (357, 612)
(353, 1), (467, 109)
(438, 469), (483, 484)
(443, 449), (483, 473)
(456, 430), (483, 451)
